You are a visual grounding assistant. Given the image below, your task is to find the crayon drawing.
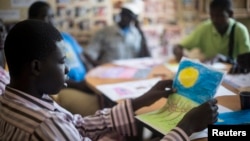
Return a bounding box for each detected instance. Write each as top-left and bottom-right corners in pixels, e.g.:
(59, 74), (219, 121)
(136, 58), (224, 137)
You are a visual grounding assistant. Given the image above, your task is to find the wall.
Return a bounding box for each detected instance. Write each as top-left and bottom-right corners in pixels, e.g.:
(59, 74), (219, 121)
(0, 0), (55, 23)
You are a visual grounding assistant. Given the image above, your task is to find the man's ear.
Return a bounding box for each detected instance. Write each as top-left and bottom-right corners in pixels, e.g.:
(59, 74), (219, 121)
(31, 60), (41, 76)
(228, 9), (233, 18)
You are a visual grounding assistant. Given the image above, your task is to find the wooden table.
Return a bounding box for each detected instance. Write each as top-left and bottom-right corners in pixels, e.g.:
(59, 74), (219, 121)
(85, 61), (240, 141)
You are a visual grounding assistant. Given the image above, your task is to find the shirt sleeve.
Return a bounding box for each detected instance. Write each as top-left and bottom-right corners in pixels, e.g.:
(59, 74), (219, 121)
(234, 23), (250, 58)
(161, 127), (190, 141)
(85, 30), (104, 61)
(180, 23), (205, 50)
(0, 67), (10, 95)
(73, 99), (137, 140)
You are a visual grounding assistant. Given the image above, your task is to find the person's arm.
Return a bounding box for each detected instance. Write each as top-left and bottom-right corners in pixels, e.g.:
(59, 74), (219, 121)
(173, 22), (206, 62)
(0, 67), (10, 94)
(131, 80), (174, 111)
(84, 31), (104, 68)
(173, 44), (184, 62)
(63, 80), (216, 140)
(235, 23), (250, 57)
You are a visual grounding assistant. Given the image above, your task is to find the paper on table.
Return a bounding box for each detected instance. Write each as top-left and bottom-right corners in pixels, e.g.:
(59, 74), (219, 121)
(214, 85), (236, 97)
(96, 78), (162, 101)
(223, 73), (250, 88)
(87, 66), (151, 79)
(112, 57), (163, 69)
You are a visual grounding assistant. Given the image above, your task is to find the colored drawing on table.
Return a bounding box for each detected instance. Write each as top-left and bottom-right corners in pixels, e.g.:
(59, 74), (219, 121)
(88, 66), (151, 79)
(96, 78), (162, 101)
(136, 58), (225, 138)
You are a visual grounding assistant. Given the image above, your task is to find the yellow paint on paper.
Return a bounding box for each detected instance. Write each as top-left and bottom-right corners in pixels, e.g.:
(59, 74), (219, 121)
(178, 67), (199, 88)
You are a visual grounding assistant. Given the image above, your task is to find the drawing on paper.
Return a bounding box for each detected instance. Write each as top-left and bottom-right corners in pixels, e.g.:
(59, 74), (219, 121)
(136, 58), (224, 136)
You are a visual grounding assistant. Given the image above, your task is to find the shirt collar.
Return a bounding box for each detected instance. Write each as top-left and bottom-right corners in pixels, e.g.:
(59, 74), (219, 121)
(4, 86), (56, 111)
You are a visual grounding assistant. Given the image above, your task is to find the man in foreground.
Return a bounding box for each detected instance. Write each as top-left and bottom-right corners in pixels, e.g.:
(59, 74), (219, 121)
(0, 19), (218, 141)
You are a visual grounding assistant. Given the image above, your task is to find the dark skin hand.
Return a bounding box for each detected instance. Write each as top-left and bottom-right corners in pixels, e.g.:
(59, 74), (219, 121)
(229, 52), (250, 74)
(177, 98), (218, 136)
(173, 44), (184, 62)
(132, 79), (218, 137)
(132, 80), (175, 111)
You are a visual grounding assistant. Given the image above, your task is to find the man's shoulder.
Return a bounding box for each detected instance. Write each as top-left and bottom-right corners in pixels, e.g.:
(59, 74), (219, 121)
(235, 21), (248, 31)
(97, 25), (119, 34)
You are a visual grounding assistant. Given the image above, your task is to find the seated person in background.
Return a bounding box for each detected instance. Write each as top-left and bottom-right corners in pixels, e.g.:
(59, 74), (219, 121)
(173, 0), (250, 64)
(0, 19), (10, 94)
(0, 19), (218, 141)
(84, 0), (150, 68)
(28, 1), (100, 116)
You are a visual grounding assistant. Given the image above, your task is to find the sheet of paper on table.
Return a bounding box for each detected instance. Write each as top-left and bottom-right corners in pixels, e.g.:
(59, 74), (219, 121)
(112, 57), (163, 69)
(87, 66), (152, 79)
(136, 58), (225, 140)
(96, 77), (162, 101)
(223, 72), (250, 92)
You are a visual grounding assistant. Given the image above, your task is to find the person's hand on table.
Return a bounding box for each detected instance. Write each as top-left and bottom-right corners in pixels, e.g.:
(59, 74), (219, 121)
(176, 98), (218, 136)
(132, 79), (175, 111)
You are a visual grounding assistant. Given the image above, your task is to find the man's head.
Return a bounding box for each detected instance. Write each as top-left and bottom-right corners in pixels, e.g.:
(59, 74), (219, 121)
(4, 20), (68, 95)
(209, 0), (233, 34)
(118, 8), (138, 29)
(28, 1), (55, 25)
(117, 0), (144, 29)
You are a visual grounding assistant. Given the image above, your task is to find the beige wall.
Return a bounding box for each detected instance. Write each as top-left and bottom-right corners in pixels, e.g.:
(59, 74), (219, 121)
(0, 0), (55, 23)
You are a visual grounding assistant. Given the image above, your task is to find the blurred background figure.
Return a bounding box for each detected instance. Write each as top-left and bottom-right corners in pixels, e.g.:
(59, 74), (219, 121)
(173, 0), (250, 64)
(84, 0), (150, 68)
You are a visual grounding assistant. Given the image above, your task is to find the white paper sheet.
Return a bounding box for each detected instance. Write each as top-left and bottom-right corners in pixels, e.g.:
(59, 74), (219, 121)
(214, 85), (236, 97)
(112, 57), (163, 69)
(96, 78), (162, 101)
(223, 73), (250, 88)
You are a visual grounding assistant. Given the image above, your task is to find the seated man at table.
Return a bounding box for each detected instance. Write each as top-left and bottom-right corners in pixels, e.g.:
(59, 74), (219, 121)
(173, 0), (250, 64)
(0, 19), (218, 141)
(28, 1), (101, 116)
(84, 0), (150, 68)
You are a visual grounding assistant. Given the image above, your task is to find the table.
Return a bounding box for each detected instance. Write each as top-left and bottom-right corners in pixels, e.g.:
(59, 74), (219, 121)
(85, 60), (241, 141)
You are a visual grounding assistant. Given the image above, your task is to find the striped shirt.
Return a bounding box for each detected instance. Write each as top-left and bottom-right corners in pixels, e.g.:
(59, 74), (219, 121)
(0, 87), (189, 141)
(0, 67), (9, 95)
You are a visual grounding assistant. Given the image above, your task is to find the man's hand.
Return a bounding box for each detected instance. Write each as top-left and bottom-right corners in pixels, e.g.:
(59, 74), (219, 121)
(132, 80), (175, 111)
(176, 99), (218, 136)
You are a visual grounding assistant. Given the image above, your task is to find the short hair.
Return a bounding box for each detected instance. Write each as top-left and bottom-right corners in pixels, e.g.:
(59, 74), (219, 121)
(4, 19), (62, 78)
(28, 1), (50, 19)
(210, 0), (233, 11)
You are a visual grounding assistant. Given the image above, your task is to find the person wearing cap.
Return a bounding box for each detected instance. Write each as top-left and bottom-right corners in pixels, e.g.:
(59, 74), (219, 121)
(84, 0), (150, 68)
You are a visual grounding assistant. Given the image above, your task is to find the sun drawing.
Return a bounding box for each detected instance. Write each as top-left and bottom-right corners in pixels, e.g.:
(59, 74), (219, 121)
(178, 67), (199, 88)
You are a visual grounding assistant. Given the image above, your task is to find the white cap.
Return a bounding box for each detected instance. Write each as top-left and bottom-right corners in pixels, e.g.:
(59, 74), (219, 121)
(122, 0), (144, 15)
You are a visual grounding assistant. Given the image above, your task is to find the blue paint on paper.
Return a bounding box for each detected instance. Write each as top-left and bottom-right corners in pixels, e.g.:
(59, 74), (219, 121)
(173, 59), (224, 104)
